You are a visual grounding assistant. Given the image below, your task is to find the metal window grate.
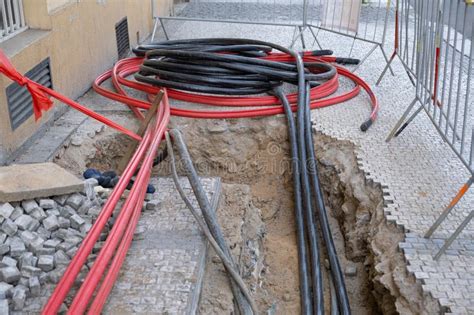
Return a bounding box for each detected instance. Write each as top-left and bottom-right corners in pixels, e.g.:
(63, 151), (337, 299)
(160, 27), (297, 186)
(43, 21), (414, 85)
(115, 17), (130, 59)
(6, 58), (52, 130)
(0, 0), (27, 42)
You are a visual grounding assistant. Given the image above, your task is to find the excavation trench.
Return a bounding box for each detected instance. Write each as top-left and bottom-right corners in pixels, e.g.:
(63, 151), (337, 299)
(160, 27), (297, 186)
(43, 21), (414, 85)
(55, 113), (439, 314)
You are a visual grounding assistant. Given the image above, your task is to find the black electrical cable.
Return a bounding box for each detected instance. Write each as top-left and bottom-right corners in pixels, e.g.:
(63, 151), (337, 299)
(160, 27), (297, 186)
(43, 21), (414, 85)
(304, 83), (351, 315)
(133, 43), (274, 56)
(166, 130), (257, 315)
(273, 86), (312, 314)
(295, 77), (324, 315)
(136, 58), (333, 94)
(168, 129), (252, 315)
(135, 42), (337, 95)
(152, 146), (168, 167)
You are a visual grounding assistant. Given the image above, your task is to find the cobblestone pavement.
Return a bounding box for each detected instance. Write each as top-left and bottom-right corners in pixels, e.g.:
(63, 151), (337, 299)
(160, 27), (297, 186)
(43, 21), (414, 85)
(104, 177), (220, 314)
(7, 177), (218, 314)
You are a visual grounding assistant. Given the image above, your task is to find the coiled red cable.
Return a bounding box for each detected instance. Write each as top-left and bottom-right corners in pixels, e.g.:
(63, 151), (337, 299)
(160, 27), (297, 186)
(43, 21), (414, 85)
(93, 54), (378, 123)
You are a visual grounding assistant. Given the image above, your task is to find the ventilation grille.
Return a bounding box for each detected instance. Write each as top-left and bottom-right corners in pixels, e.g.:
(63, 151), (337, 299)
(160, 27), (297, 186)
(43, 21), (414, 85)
(7, 58), (53, 130)
(115, 17), (130, 59)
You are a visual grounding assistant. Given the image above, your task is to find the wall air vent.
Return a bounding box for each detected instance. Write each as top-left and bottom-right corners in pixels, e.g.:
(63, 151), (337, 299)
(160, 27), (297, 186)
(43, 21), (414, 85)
(6, 58), (53, 130)
(115, 17), (130, 59)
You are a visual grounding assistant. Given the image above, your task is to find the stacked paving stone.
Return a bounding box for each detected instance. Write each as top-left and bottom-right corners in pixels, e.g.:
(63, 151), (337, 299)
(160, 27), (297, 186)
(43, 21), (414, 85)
(0, 178), (110, 313)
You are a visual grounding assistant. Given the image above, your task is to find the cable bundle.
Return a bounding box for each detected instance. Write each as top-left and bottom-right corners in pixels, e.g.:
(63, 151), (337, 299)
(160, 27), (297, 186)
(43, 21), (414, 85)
(134, 40), (336, 95)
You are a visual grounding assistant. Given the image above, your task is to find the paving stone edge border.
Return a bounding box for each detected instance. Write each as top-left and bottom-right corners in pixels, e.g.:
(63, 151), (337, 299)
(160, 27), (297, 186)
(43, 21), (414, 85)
(312, 126), (443, 310)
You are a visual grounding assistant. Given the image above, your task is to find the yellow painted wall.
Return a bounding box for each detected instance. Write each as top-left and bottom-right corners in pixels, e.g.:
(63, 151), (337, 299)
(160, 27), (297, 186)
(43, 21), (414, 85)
(0, 0), (171, 164)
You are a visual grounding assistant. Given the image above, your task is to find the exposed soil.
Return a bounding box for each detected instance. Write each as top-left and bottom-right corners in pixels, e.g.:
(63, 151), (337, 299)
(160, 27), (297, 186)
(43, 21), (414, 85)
(157, 116), (302, 314)
(54, 113), (440, 315)
(54, 113), (138, 177)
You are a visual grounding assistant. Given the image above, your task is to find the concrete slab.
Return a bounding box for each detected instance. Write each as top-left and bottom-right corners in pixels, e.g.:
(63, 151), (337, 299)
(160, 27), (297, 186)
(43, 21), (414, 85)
(0, 163), (83, 202)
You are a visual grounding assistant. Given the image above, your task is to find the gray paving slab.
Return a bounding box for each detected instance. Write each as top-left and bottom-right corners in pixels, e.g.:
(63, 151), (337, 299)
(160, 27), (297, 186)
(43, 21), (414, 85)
(0, 163), (83, 202)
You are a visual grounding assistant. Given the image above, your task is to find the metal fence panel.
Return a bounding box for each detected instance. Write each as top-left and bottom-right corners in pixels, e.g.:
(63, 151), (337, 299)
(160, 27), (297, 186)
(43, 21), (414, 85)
(154, 0), (393, 44)
(386, 0), (474, 258)
(416, 0), (474, 175)
(320, 0), (361, 33)
(153, 0), (395, 70)
(308, 0), (394, 45)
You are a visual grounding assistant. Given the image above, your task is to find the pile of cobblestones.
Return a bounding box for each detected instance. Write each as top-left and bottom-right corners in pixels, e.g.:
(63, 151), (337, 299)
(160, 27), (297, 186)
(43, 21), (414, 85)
(0, 178), (112, 313)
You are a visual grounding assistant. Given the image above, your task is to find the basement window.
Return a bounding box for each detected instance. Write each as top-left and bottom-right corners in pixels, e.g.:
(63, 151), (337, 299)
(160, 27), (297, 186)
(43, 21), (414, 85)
(6, 58), (53, 130)
(115, 17), (130, 59)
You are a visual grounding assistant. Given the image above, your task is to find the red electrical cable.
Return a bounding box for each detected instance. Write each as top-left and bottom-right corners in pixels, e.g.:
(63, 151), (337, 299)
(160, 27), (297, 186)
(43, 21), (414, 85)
(87, 98), (170, 314)
(111, 59), (145, 120)
(41, 99), (167, 314)
(42, 131), (152, 313)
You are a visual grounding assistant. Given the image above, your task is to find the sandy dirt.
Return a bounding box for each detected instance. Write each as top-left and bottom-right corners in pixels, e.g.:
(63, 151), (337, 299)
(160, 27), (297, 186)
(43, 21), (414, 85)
(158, 116), (303, 314)
(54, 113), (138, 177)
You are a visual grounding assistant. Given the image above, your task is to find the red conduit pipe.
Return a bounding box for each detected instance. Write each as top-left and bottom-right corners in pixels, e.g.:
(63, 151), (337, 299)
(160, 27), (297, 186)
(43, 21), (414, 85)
(87, 190), (144, 314)
(93, 55), (377, 122)
(41, 106), (160, 314)
(68, 93), (170, 314)
(111, 58), (145, 120)
(87, 99), (170, 314)
(95, 57), (341, 109)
